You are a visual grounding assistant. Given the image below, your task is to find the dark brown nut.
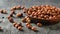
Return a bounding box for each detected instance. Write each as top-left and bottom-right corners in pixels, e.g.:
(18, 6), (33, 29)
(13, 22), (17, 27)
(15, 24), (19, 28)
(7, 16), (11, 19)
(31, 26), (37, 31)
(0, 10), (3, 13)
(8, 17), (14, 23)
(16, 5), (21, 10)
(11, 6), (16, 11)
(18, 23), (22, 26)
(22, 18), (26, 22)
(37, 23), (42, 27)
(16, 13), (23, 17)
(26, 24), (32, 29)
(9, 13), (13, 17)
(11, 11), (15, 14)
(18, 26), (23, 30)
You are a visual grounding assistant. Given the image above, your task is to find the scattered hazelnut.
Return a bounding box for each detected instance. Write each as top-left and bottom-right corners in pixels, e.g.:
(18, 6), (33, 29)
(26, 24), (32, 29)
(16, 5), (21, 10)
(3, 10), (7, 14)
(8, 17), (14, 23)
(16, 13), (23, 17)
(37, 23), (42, 27)
(11, 11), (15, 14)
(18, 26), (23, 30)
(22, 18), (26, 22)
(15, 24), (19, 28)
(13, 22), (17, 27)
(31, 26), (37, 31)
(11, 6), (16, 11)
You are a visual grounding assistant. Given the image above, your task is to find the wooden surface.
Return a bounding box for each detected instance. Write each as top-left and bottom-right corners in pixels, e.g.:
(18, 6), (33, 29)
(0, 0), (60, 34)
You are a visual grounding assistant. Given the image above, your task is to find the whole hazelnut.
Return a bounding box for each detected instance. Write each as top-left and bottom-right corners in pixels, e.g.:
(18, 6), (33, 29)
(26, 24), (32, 29)
(15, 24), (19, 28)
(21, 6), (25, 9)
(13, 22), (17, 27)
(8, 17), (14, 23)
(18, 23), (22, 26)
(11, 11), (15, 14)
(10, 13), (13, 17)
(11, 6), (16, 11)
(31, 26), (37, 31)
(7, 16), (11, 19)
(0, 10), (3, 13)
(37, 23), (42, 27)
(23, 8), (28, 13)
(16, 5), (21, 10)
(22, 18), (26, 22)
(3, 10), (7, 14)
(16, 13), (23, 17)
(26, 23), (31, 25)
(18, 26), (23, 30)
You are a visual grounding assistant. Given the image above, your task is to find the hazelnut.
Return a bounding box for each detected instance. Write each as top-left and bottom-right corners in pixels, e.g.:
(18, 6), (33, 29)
(9, 13), (13, 17)
(15, 24), (19, 28)
(23, 8), (28, 13)
(26, 24), (32, 29)
(16, 13), (23, 17)
(13, 22), (17, 27)
(7, 16), (11, 19)
(8, 17), (14, 23)
(16, 5), (21, 10)
(0, 10), (3, 13)
(26, 20), (31, 23)
(22, 18), (26, 22)
(11, 11), (15, 14)
(31, 26), (37, 31)
(37, 23), (42, 27)
(18, 23), (22, 26)
(18, 26), (23, 30)
(25, 16), (29, 18)
(3, 10), (7, 14)
(27, 11), (31, 15)
(11, 6), (16, 11)
(26, 23), (31, 25)
(21, 6), (25, 9)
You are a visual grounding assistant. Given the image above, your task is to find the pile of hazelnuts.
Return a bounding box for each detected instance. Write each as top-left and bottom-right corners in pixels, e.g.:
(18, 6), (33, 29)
(7, 5), (60, 31)
(23, 5), (60, 24)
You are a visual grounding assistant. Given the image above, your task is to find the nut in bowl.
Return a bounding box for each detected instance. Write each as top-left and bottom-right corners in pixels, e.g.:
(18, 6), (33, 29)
(24, 5), (60, 25)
